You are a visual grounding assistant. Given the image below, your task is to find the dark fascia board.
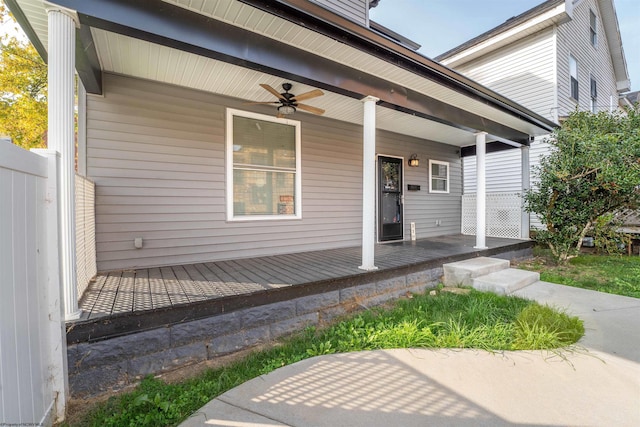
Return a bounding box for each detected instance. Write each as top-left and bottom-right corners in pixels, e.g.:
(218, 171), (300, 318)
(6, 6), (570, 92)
(46, 0), (536, 143)
(5, 0), (103, 93)
(4, 0), (48, 61)
(460, 141), (524, 157)
(76, 25), (103, 94)
(436, 0), (564, 61)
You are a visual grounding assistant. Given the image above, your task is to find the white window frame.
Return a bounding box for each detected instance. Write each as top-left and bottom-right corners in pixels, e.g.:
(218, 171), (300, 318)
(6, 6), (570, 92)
(225, 108), (302, 221)
(429, 159), (449, 194)
(569, 55), (579, 101)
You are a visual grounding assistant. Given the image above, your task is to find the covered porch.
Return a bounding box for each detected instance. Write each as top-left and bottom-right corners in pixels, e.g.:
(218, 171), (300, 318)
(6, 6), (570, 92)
(68, 235), (532, 342)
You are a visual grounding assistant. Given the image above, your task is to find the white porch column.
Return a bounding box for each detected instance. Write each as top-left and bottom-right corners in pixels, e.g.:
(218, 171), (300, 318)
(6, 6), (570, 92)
(48, 7), (80, 320)
(359, 96), (379, 270)
(520, 144), (531, 239)
(474, 132), (488, 249)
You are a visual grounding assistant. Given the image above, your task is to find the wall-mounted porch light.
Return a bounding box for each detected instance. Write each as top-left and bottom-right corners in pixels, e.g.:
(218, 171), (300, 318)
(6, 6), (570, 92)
(408, 154), (419, 167)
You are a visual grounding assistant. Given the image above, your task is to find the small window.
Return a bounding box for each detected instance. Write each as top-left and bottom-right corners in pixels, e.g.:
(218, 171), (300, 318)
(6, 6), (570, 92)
(590, 76), (598, 113)
(569, 55), (579, 101)
(590, 10), (597, 47)
(226, 109), (301, 221)
(429, 160), (449, 193)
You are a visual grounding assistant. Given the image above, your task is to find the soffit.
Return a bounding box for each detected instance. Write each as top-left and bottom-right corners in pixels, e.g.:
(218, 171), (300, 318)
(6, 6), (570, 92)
(91, 29), (474, 146)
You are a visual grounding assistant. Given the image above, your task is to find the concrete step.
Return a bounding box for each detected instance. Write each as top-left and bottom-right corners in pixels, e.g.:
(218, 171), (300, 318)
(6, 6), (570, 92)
(472, 268), (540, 295)
(443, 257), (510, 287)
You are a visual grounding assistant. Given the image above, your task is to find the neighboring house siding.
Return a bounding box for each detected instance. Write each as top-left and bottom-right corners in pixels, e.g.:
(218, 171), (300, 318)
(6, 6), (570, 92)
(310, 0), (368, 25)
(463, 138), (551, 194)
(452, 0), (621, 231)
(87, 74), (461, 271)
(454, 28), (557, 121)
(556, 0), (619, 116)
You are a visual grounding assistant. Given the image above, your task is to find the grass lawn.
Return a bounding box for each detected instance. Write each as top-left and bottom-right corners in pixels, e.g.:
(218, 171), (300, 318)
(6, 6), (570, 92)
(65, 289), (583, 427)
(517, 252), (640, 298)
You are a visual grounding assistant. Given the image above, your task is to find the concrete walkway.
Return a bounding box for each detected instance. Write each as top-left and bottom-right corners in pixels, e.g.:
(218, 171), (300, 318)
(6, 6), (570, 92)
(181, 282), (640, 427)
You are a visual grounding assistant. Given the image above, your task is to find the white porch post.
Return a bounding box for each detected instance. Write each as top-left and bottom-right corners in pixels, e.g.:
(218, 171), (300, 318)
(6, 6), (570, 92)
(474, 132), (488, 249)
(359, 96), (379, 270)
(48, 7), (80, 320)
(521, 144), (531, 239)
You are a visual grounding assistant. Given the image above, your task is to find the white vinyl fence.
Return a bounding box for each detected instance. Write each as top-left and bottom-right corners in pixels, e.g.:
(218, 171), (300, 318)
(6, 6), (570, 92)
(462, 192), (524, 239)
(0, 142), (67, 426)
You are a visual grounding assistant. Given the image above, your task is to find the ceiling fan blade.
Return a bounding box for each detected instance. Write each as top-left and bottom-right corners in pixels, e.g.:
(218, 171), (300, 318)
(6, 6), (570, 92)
(292, 89), (324, 102)
(243, 101), (279, 105)
(296, 103), (325, 115)
(260, 84), (284, 99)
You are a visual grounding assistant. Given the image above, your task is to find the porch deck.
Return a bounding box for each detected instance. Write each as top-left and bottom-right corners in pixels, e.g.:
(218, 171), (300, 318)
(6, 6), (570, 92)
(79, 235), (530, 320)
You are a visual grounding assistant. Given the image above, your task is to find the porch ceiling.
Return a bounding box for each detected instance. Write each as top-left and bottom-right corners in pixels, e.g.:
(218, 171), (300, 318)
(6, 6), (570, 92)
(11, 0), (556, 148)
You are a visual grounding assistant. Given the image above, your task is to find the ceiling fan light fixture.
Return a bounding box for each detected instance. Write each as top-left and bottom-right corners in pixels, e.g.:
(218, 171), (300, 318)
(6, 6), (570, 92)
(278, 105), (296, 115)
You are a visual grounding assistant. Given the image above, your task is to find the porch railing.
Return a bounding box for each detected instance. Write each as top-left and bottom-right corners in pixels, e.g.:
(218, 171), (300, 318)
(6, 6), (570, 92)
(75, 174), (96, 300)
(462, 192), (523, 239)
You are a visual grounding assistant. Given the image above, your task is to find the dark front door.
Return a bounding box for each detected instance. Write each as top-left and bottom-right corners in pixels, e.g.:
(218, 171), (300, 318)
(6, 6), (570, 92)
(378, 156), (403, 241)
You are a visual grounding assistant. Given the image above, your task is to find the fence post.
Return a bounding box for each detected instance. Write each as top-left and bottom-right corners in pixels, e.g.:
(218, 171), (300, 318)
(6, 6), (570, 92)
(32, 149), (69, 423)
(521, 145), (531, 239)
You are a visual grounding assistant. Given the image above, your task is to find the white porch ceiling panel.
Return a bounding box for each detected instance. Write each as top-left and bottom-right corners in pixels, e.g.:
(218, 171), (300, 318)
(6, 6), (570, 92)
(91, 29), (472, 146)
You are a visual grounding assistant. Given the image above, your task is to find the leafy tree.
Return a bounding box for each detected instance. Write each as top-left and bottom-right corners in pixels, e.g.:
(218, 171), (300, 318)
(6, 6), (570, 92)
(0, 2), (47, 149)
(525, 108), (640, 264)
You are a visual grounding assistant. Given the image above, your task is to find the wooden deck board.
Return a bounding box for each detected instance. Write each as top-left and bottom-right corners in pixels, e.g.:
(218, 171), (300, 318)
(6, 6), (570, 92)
(112, 271), (134, 314)
(133, 268), (153, 312)
(80, 235), (530, 318)
(149, 267), (171, 309)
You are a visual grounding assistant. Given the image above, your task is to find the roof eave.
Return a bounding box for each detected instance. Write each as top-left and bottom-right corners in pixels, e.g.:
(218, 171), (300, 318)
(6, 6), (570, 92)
(597, 0), (630, 93)
(437, 0), (571, 67)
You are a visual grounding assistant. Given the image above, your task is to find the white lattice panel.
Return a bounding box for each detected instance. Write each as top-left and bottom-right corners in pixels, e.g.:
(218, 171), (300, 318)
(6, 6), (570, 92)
(462, 192), (523, 239)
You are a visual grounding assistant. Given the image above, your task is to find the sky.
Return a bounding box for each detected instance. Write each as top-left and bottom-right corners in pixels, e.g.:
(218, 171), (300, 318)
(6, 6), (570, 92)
(370, 0), (640, 92)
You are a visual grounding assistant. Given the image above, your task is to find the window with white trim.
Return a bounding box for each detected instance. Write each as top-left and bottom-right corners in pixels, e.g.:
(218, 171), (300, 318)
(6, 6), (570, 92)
(590, 10), (597, 47)
(226, 109), (301, 220)
(429, 160), (449, 193)
(590, 76), (598, 113)
(569, 55), (579, 101)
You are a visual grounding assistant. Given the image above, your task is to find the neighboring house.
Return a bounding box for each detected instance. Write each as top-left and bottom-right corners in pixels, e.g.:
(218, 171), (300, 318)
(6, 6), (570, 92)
(7, 0), (553, 276)
(436, 0), (630, 229)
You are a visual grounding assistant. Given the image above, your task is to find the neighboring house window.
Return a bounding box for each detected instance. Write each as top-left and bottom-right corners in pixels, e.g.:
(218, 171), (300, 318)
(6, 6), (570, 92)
(226, 109), (302, 220)
(429, 160), (449, 193)
(569, 55), (579, 101)
(590, 76), (598, 113)
(590, 10), (597, 47)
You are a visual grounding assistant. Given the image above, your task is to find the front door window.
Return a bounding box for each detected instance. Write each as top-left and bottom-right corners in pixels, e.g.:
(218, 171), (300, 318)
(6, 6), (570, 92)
(379, 156), (403, 241)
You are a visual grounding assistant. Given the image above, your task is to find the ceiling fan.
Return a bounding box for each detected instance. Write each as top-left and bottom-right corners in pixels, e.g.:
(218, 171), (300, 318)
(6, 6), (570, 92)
(247, 83), (325, 118)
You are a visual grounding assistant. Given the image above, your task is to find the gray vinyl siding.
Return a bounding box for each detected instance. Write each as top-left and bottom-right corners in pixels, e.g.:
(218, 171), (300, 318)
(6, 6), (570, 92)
(556, 0), (620, 116)
(310, 0), (368, 25)
(377, 133), (462, 239)
(88, 73), (461, 271)
(453, 28), (557, 121)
